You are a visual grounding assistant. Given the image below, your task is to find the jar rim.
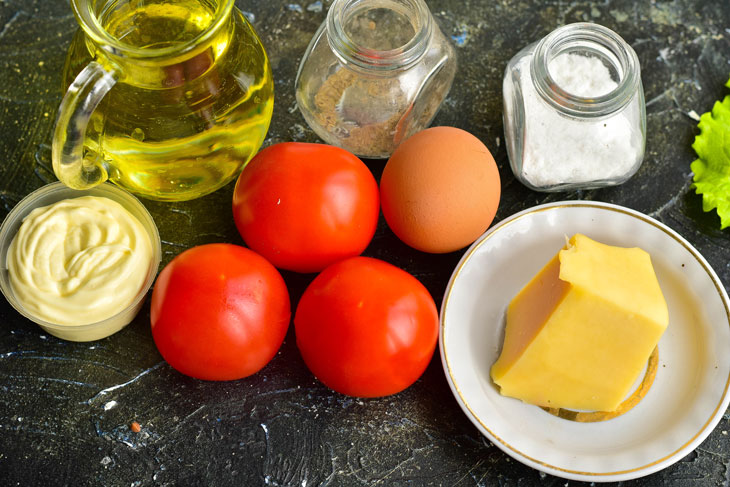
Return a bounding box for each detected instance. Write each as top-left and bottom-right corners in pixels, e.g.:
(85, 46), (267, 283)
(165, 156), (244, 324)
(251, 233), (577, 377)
(531, 22), (641, 118)
(70, 0), (235, 60)
(326, 0), (433, 72)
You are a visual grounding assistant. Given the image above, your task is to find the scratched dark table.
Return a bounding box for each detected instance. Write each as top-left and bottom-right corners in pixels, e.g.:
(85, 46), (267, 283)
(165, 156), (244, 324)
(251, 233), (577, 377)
(1, 0), (730, 485)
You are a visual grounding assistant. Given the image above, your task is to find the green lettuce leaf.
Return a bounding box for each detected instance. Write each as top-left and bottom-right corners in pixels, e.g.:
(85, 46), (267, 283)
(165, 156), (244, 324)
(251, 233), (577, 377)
(691, 77), (730, 229)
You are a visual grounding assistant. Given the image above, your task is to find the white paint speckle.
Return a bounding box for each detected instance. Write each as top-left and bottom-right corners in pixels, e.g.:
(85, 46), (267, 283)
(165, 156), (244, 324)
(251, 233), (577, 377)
(658, 47), (670, 63)
(103, 400), (118, 411)
(242, 11), (255, 23)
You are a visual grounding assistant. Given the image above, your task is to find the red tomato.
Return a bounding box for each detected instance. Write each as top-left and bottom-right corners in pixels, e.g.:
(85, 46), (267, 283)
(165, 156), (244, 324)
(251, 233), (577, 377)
(150, 244), (290, 381)
(232, 142), (380, 273)
(294, 256), (439, 397)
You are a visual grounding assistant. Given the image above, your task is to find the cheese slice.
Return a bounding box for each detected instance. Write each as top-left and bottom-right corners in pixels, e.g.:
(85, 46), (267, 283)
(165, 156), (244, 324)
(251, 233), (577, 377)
(490, 234), (668, 412)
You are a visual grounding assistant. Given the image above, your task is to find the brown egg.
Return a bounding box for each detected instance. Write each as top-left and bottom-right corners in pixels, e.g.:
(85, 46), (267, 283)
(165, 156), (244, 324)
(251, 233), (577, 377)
(380, 127), (501, 253)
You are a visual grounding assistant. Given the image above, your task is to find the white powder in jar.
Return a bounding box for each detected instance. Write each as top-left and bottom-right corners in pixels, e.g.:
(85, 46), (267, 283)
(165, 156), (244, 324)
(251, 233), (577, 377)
(518, 52), (642, 188)
(549, 52), (617, 97)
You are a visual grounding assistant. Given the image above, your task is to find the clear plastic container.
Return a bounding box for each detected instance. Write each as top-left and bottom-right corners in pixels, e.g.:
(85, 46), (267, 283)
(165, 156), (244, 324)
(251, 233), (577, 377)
(503, 23), (646, 192)
(295, 0), (457, 159)
(0, 182), (161, 341)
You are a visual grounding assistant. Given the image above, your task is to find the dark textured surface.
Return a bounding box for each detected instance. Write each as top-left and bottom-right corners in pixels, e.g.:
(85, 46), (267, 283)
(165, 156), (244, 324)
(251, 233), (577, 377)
(1, 0), (730, 485)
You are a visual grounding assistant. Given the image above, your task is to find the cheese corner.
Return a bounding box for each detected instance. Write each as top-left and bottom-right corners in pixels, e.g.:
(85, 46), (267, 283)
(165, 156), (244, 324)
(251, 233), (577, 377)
(490, 233), (668, 412)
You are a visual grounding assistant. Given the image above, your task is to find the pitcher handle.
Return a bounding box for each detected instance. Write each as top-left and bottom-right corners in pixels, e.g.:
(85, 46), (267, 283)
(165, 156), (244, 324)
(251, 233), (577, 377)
(52, 61), (118, 189)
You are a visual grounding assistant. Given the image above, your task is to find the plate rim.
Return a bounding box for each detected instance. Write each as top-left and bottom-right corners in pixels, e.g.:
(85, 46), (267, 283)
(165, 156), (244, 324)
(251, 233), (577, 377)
(439, 200), (730, 482)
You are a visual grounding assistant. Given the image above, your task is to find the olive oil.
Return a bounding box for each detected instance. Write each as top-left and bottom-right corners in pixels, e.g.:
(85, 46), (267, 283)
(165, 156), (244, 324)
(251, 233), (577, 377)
(62, 0), (274, 201)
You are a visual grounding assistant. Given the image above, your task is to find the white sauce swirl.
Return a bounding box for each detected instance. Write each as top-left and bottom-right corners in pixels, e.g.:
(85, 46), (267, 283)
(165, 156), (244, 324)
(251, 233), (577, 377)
(7, 196), (153, 326)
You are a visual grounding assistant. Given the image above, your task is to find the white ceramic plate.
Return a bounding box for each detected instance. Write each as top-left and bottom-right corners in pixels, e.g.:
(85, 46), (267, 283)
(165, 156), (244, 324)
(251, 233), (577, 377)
(439, 201), (730, 482)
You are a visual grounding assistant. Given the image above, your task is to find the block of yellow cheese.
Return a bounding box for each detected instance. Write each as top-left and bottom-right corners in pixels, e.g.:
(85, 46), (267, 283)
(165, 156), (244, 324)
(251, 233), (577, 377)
(490, 234), (668, 412)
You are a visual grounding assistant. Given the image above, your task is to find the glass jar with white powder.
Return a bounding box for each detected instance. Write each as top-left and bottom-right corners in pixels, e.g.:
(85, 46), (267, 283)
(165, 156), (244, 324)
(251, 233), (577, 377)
(503, 23), (646, 191)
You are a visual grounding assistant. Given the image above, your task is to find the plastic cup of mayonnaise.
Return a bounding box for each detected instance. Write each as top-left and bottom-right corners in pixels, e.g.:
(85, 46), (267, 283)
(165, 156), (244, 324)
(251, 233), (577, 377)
(0, 182), (161, 341)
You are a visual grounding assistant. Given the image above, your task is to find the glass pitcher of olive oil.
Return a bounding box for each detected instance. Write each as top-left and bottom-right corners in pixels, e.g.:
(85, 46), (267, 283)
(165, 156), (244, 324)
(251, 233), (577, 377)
(54, 0), (274, 201)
